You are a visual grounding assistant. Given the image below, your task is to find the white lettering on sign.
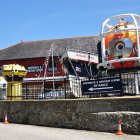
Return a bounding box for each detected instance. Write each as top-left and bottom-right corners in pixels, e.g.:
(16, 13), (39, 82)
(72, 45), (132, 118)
(26, 65), (43, 73)
(67, 51), (98, 63)
(82, 77), (122, 95)
(93, 83), (108, 87)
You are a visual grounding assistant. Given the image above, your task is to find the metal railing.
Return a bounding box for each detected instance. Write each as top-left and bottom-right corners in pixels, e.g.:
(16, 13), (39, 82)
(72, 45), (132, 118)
(5, 70), (140, 100)
(21, 77), (73, 100)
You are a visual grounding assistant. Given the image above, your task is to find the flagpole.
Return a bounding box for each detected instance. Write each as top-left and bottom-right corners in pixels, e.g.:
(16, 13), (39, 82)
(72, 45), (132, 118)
(51, 43), (55, 92)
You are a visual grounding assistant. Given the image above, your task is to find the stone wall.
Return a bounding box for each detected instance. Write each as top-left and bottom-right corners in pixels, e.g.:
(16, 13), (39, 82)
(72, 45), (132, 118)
(0, 96), (140, 134)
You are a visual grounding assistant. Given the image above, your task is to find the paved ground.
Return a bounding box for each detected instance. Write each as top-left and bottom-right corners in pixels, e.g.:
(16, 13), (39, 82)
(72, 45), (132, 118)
(0, 123), (139, 140)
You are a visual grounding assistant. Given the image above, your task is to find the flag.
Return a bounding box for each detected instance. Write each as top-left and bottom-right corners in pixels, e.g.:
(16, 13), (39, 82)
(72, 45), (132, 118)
(75, 66), (81, 72)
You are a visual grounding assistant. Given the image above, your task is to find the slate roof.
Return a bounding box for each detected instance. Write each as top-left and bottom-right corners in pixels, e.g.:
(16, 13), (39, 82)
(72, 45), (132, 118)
(0, 36), (99, 60)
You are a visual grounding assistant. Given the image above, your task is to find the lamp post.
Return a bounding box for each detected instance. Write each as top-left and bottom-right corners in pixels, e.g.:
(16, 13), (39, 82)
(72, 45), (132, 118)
(11, 65), (14, 100)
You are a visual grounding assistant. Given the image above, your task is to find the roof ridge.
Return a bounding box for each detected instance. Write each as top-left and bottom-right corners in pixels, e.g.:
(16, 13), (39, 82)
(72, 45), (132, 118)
(4, 35), (99, 49)
(0, 36), (99, 60)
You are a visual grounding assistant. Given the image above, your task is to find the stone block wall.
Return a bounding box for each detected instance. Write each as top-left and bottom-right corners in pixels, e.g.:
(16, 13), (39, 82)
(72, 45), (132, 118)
(0, 96), (140, 134)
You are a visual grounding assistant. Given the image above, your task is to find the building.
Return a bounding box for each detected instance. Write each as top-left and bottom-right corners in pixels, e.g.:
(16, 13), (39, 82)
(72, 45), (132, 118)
(0, 36), (99, 98)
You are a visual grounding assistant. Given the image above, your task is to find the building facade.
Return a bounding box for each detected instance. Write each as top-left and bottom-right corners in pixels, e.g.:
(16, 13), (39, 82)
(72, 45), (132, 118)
(0, 36), (99, 98)
(0, 36), (99, 78)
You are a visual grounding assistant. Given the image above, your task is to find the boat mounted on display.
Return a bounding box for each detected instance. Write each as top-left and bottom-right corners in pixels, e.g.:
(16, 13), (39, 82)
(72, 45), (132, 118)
(97, 13), (140, 70)
(61, 49), (98, 77)
(61, 49), (98, 97)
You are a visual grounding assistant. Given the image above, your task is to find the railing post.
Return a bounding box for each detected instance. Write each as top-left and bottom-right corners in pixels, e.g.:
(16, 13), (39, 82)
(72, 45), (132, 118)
(64, 78), (67, 99)
(25, 82), (28, 100)
(88, 77), (92, 98)
(43, 80), (45, 99)
(11, 83), (12, 100)
(135, 72), (139, 95)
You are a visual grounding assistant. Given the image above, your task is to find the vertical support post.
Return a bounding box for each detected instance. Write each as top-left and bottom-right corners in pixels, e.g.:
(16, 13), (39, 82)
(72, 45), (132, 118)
(51, 43), (55, 92)
(10, 83), (12, 100)
(100, 18), (109, 64)
(101, 37), (106, 63)
(43, 80), (45, 99)
(88, 77), (91, 98)
(64, 78), (66, 99)
(25, 82), (28, 99)
(135, 73), (139, 95)
(11, 65), (14, 100)
(130, 14), (140, 58)
(119, 72), (123, 96)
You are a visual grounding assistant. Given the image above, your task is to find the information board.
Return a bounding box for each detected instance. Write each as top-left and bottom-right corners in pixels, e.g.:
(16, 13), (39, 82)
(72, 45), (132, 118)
(81, 77), (122, 95)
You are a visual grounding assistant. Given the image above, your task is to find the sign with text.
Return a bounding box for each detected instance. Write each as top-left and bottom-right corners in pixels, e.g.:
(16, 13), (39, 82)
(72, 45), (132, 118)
(26, 65), (43, 73)
(67, 50), (98, 63)
(81, 77), (122, 95)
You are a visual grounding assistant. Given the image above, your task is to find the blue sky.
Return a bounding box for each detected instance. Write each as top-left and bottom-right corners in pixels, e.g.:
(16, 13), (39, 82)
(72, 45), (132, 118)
(0, 0), (140, 48)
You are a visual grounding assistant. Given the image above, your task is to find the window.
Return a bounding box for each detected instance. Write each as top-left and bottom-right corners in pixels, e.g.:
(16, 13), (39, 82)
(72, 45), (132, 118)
(48, 59), (58, 72)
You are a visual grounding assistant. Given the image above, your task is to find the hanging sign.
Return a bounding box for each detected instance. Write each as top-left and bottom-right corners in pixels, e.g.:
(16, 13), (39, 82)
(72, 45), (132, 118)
(81, 77), (122, 95)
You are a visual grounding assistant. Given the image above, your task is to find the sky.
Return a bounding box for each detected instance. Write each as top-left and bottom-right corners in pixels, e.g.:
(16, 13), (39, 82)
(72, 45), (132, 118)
(0, 0), (140, 48)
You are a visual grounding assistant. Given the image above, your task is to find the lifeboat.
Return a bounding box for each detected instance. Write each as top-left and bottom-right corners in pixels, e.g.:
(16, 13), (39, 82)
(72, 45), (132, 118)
(97, 13), (140, 70)
(2, 64), (27, 78)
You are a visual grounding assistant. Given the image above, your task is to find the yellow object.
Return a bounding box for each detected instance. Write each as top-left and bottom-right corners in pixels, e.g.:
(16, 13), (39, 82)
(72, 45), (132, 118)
(2, 64), (27, 77)
(2, 64), (27, 100)
(7, 82), (22, 100)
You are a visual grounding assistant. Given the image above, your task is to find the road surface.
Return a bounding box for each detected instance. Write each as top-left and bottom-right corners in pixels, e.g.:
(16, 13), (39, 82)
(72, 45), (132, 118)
(0, 123), (139, 140)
